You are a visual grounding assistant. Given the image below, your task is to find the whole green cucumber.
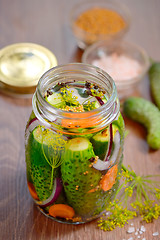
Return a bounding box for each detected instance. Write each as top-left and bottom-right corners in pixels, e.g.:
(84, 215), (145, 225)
(149, 62), (160, 110)
(123, 97), (160, 150)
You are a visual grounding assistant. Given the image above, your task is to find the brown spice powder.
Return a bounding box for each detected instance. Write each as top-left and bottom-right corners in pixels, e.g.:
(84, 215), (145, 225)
(75, 7), (126, 35)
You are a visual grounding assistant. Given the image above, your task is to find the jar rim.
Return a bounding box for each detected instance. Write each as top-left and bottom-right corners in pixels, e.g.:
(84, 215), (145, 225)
(33, 63), (120, 132)
(38, 63), (117, 110)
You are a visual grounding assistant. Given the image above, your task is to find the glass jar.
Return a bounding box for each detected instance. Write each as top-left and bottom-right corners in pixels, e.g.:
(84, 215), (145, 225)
(25, 63), (125, 224)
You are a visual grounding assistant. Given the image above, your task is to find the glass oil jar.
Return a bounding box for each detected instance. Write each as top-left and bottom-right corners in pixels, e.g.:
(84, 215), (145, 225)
(25, 63), (125, 224)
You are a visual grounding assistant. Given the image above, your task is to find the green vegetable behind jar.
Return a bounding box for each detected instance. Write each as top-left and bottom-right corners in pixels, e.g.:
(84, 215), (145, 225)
(149, 62), (160, 110)
(25, 63), (125, 224)
(123, 97), (160, 149)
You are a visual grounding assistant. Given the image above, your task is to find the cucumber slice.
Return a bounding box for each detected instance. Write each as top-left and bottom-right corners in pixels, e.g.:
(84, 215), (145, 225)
(67, 137), (90, 151)
(94, 95), (107, 109)
(45, 92), (65, 108)
(83, 95), (107, 111)
(26, 126), (66, 201)
(61, 137), (104, 217)
(90, 125), (118, 160)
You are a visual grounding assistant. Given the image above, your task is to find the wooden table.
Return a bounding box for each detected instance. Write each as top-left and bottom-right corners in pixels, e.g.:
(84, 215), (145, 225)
(0, 0), (160, 239)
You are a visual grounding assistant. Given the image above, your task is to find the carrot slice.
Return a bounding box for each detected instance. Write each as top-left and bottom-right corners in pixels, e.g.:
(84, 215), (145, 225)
(100, 164), (118, 191)
(27, 182), (39, 200)
(62, 112), (101, 128)
(49, 204), (75, 219)
(88, 188), (96, 193)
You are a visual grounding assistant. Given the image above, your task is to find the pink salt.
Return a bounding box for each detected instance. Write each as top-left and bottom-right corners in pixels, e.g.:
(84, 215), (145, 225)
(92, 53), (142, 81)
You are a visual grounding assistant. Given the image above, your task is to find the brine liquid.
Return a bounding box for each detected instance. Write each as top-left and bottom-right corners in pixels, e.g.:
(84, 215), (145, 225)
(25, 80), (124, 224)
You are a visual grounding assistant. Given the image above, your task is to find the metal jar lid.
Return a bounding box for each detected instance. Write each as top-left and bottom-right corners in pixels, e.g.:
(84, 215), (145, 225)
(0, 43), (57, 96)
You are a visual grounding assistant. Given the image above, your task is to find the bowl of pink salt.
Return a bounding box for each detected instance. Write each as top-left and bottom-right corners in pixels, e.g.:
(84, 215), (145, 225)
(82, 40), (150, 99)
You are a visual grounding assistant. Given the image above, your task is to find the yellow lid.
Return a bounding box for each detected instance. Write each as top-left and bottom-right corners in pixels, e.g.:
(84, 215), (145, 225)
(0, 43), (57, 88)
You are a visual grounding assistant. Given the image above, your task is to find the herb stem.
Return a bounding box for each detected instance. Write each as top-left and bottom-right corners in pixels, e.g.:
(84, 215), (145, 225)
(114, 182), (126, 199)
(82, 96), (95, 105)
(143, 174), (160, 178)
(143, 182), (155, 191)
(121, 164), (137, 177)
(139, 182), (149, 201)
(143, 179), (160, 184)
(136, 184), (141, 202)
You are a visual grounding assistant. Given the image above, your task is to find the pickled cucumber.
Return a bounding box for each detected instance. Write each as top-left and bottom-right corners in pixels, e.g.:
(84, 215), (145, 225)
(90, 129), (109, 160)
(61, 137), (103, 217)
(123, 97), (160, 149)
(26, 126), (66, 201)
(90, 125), (119, 160)
(45, 92), (65, 108)
(112, 113), (125, 140)
(149, 62), (160, 110)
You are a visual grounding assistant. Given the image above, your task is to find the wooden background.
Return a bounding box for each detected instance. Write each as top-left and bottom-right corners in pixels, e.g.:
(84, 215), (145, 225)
(0, 0), (160, 239)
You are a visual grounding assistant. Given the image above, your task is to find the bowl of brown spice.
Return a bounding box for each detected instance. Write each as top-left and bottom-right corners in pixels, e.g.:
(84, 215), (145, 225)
(70, 0), (130, 50)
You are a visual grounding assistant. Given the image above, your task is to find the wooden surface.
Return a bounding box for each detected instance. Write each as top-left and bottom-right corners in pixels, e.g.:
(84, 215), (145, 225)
(0, 0), (160, 239)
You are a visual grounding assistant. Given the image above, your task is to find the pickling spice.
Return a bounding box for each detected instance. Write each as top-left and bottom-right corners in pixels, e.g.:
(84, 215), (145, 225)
(75, 7), (126, 35)
(92, 53), (142, 81)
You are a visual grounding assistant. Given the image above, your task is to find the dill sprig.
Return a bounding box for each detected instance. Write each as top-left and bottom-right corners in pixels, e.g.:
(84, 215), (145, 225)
(98, 200), (136, 231)
(98, 164), (160, 231)
(40, 128), (67, 189)
(60, 86), (80, 106)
